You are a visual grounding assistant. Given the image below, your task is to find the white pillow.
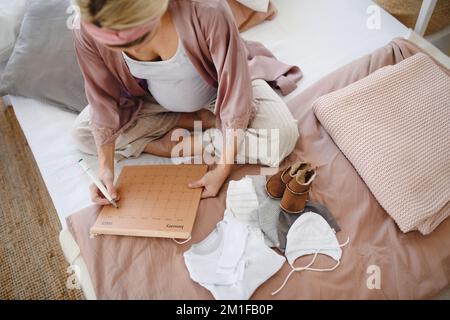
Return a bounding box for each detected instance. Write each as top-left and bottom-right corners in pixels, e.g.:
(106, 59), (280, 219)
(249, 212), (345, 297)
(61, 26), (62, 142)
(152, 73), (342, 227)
(236, 0), (270, 13)
(0, 0), (27, 63)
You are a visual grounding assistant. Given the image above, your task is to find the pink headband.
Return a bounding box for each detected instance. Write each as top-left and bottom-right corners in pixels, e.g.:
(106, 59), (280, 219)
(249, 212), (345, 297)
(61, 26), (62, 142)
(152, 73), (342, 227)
(82, 17), (160, 46)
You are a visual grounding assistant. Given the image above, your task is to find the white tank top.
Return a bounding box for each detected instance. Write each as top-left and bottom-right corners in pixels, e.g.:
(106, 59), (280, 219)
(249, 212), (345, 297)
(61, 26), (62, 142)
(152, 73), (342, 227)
(122, 41), (217, 112)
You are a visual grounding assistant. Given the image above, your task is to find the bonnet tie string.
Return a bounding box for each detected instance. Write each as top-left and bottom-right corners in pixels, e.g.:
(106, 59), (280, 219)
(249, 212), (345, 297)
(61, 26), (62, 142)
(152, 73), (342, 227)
(271, 236), (350, 295)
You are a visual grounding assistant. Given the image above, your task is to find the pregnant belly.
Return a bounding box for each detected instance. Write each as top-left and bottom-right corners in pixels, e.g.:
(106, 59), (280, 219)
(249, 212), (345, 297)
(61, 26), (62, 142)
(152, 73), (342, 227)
(149, 80), (217, 112)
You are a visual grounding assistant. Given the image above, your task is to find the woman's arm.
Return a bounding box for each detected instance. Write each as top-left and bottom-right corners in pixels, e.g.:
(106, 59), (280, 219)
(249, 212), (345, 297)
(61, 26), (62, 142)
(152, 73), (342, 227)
(73, 26), (123, 204)
(90, 142), (119, 205)
(73, 26), (124, 146)
(188, 1), (255, 198)
(203, 1), (255, 132)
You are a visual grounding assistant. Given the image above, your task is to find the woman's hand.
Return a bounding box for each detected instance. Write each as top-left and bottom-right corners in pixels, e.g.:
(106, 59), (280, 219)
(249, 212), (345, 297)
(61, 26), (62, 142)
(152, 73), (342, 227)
(90, 142), (119, 206)
(90, 167), (120, 205)
(188, 128), (239, 198)
(188, 165), (231, 198)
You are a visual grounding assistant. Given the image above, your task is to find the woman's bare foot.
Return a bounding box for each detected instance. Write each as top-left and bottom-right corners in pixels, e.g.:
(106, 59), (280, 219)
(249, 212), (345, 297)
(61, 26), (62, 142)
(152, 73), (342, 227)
(196, 109), (216, 129)
(144, 128), (183, 157)
(144, 128), (203, 158)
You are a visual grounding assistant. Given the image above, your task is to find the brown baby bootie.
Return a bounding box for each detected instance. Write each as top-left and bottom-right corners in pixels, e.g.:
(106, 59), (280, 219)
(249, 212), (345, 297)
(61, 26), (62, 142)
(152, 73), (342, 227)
(265, 162), (311, 199)
(280, 163), (316, 214)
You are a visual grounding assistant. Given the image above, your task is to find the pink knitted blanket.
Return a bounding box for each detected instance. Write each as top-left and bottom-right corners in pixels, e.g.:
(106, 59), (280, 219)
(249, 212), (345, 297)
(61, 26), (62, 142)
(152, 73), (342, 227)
(314, 53), (450, 235)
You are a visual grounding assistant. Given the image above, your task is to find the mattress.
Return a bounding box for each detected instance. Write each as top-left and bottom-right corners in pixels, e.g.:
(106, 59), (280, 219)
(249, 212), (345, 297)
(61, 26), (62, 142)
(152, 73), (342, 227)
(1, 62), (12, 105)
(10, 0), (410, 228)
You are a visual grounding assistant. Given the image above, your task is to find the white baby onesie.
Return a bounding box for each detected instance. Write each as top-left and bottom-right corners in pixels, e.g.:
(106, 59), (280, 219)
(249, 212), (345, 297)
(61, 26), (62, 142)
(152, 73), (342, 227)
(184, 214), (285, 300)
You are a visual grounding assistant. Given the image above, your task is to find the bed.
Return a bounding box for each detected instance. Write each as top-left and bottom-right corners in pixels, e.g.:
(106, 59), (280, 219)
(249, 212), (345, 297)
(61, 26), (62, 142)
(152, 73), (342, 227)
(6, 0), (449, 299)
(10, 0), (412, 226)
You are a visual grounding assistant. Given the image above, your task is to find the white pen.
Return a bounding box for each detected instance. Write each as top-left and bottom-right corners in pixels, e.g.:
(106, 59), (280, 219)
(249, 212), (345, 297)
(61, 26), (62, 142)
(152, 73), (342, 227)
(78, 158), (119, 208)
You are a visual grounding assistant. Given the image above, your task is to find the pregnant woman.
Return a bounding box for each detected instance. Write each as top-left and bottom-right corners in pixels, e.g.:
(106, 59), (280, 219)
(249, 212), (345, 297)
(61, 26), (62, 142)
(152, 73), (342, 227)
(72, 0), (301, 203)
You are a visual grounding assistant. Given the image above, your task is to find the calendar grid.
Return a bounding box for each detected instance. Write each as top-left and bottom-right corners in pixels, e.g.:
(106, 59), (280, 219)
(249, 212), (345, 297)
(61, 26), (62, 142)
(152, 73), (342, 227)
(90, 164), (208, 239)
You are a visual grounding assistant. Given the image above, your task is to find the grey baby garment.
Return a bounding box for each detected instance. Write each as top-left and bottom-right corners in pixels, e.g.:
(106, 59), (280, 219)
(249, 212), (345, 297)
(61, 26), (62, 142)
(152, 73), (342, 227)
(247, 175), (281, 248)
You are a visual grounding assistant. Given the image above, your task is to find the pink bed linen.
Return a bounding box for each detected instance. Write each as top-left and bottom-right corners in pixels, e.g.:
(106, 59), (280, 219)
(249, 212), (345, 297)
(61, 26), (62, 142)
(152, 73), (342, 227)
(67, 38), (450, 299)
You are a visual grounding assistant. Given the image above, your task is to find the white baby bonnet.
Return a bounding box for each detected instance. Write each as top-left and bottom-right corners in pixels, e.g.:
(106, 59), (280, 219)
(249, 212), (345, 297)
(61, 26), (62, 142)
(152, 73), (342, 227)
(272, 212), (349, 295)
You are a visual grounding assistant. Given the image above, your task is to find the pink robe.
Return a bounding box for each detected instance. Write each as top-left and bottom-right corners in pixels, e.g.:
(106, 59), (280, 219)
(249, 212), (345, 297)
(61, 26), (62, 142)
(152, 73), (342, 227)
(73, 0), (302, 146)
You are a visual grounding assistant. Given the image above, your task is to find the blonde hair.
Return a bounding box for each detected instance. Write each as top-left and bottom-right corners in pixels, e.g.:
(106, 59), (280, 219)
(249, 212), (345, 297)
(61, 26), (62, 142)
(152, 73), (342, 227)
(76, 0), (169, 29)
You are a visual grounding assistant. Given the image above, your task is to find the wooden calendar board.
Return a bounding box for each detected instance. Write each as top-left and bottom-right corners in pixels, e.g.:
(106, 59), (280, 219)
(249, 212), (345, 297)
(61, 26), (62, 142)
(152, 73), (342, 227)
(90, 164), (208, 239)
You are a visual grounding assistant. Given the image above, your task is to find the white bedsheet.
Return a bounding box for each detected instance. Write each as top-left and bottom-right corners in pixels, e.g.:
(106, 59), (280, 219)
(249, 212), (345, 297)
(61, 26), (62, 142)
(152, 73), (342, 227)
(10, 0), (410, 228)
